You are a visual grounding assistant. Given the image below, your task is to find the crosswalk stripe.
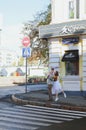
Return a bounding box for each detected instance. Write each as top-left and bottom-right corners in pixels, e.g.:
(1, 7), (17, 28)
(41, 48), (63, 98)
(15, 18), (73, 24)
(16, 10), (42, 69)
(0, 114), (50, 126)
(0, 122), (38, 130)
(0, 110), (72, 122)
(3, 107), (82, 119)
(25, 104), (86, 114)
(13, 106), (85, 118)
(0, 112), (62, 124)
(24, 105), (86, 116)
(0, 105), (85, 130)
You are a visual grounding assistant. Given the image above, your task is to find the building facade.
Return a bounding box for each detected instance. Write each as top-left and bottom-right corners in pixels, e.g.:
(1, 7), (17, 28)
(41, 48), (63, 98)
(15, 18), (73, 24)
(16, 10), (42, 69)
(0, 48), (18, 66)
(39, 0), (86, 95)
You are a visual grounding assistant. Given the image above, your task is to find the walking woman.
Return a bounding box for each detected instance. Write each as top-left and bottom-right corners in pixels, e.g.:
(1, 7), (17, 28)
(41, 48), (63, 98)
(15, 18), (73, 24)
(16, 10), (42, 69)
(52, 71), (66, 101)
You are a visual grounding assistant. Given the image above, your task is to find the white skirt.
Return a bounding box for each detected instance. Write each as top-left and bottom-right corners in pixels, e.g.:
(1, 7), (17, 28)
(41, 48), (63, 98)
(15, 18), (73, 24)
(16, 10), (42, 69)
(52, 81), (63, 94)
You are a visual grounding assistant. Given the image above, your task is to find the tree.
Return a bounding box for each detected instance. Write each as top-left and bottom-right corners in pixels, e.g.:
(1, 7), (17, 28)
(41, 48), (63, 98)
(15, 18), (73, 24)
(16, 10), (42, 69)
(22, 4), (51, 66)
(18, 57), (24, 66)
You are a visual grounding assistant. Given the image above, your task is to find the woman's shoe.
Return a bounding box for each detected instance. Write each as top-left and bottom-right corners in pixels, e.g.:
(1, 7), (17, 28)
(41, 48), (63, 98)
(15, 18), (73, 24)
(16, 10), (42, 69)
(64, 93), (67, 98)
(55, 97), (59, 101)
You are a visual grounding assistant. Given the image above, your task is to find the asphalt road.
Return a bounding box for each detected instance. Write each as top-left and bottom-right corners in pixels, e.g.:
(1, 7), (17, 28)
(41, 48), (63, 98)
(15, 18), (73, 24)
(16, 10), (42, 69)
(37, 117), (86, 130)
(0, 84), (47, 108)
(0, 84), (47, 98)
(0, 85), (86, 130)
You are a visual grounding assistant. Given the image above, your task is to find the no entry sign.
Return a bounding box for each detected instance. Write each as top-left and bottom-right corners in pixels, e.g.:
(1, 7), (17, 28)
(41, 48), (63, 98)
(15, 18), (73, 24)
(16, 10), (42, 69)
(22, 37), (30, 47)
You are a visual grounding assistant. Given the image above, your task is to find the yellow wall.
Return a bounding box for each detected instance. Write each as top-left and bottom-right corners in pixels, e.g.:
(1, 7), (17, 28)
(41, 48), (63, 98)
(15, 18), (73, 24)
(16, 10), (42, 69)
(59, 37), (83, 90)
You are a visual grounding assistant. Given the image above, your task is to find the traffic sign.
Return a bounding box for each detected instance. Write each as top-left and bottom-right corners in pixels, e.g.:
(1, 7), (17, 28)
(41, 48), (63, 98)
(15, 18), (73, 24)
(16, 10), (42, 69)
(22, 47), (31, 57)
(22, 37), (30, 47)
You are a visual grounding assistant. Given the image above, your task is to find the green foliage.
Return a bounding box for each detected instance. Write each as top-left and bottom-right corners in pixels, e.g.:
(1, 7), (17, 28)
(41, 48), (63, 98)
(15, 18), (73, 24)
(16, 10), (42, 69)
(22, 4), (51, 65)
(69, 10), (74, 18)
(18, 57), (24, 66)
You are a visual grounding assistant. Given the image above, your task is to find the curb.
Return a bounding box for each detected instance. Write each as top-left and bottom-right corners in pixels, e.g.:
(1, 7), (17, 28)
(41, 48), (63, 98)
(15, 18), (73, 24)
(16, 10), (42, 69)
(11, 95), (28, 105)
(11, 94), (86, 112)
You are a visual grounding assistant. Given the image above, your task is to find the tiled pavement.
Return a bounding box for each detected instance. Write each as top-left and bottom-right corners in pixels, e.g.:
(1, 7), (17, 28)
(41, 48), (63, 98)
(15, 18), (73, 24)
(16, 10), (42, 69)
(12, 90), (86, 112)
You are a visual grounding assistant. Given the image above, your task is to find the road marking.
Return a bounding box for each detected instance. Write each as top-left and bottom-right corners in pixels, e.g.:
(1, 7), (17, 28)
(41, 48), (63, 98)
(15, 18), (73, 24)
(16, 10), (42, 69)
(0, 105), (85, 130)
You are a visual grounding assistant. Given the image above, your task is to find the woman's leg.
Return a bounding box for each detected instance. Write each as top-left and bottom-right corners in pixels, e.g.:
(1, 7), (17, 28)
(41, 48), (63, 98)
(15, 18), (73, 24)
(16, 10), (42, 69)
(55, 90), (59, 101)
(48, 84), (53, 101)
(61, 89), (67, 98)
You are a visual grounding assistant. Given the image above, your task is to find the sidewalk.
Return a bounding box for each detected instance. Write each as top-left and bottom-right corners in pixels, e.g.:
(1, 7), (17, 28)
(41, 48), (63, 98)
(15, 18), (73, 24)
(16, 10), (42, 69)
(11, 89), (86, 112)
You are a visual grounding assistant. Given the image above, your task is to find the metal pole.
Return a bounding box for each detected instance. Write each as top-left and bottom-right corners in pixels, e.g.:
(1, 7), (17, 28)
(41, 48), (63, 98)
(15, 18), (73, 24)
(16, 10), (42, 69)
(25, 56), (27, 93)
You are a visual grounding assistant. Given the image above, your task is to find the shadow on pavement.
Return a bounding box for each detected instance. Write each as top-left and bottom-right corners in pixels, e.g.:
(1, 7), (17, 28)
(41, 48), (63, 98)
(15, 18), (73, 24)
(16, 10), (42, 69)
(37, 117), (86, 130)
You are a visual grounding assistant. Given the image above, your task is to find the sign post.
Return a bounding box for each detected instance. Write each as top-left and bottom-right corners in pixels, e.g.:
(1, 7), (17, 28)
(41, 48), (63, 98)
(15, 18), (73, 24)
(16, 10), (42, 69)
(22, 37), (31, 93)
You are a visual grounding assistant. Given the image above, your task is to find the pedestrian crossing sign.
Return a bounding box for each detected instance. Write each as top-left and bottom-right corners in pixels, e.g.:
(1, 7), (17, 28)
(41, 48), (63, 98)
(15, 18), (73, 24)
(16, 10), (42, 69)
(22, 47), (31, 57)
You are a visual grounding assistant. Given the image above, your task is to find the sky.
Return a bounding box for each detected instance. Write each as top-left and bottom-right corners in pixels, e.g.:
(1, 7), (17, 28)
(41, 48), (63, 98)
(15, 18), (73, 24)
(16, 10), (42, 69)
(0, 0), (50, 54)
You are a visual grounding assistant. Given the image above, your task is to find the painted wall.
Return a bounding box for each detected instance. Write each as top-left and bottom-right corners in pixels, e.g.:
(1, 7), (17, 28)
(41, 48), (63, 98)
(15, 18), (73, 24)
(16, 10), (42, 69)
(48, 36), (85, 92)
(51, 0), (86, 24)
(51, 0), (69, 23)
(82, 36), (86, 91)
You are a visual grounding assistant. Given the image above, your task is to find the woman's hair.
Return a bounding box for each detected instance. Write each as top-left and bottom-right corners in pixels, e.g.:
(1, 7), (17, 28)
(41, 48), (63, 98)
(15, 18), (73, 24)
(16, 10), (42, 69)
(51, 68), (54, 71)
(55, 71), (59, 76)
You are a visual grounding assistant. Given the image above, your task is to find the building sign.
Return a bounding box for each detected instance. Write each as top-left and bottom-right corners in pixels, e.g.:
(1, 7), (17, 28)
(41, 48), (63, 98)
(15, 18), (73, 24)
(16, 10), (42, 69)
(62, 37), (79, 44)
(59, 25), (86, 35)
(39, 20), (86, 38)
